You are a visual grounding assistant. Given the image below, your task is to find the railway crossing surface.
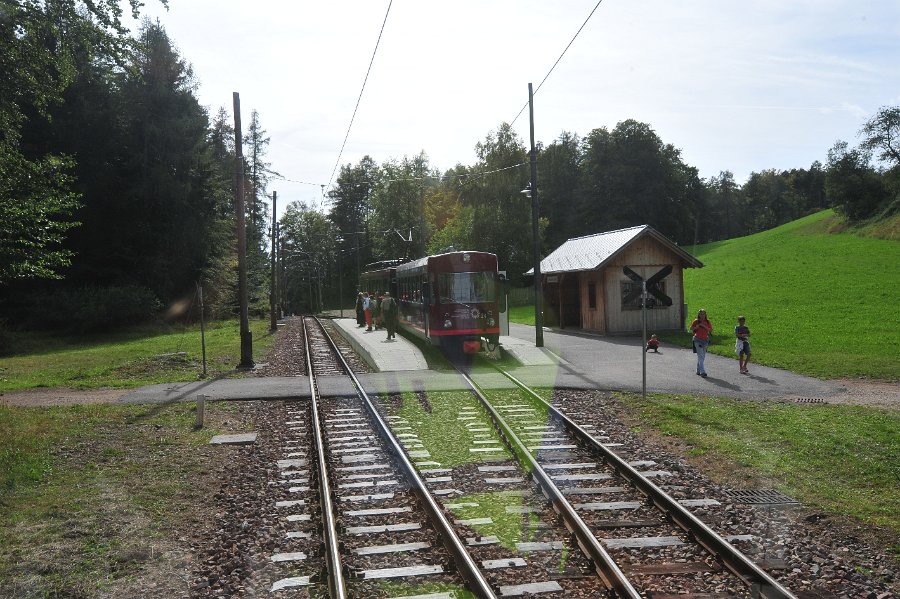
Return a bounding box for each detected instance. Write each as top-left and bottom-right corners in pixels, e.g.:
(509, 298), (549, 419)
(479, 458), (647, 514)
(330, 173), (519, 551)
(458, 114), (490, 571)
(106, 317), (890, 406)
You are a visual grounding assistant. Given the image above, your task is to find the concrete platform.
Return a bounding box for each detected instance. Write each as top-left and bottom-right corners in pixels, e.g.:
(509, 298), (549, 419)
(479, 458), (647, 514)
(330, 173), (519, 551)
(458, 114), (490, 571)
(331, 317), (560, 371)
(331, 318), (429, 372)
(498, 334), (560, 367)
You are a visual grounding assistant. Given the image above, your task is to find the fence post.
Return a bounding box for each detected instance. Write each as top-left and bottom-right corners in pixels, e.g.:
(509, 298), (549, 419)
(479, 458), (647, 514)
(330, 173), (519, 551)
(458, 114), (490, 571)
(195, 394), (206, 429)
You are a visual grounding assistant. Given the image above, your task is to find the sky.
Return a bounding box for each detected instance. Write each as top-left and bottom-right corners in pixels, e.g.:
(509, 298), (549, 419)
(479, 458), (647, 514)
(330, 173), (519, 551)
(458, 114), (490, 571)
(125, 0), (900, 220)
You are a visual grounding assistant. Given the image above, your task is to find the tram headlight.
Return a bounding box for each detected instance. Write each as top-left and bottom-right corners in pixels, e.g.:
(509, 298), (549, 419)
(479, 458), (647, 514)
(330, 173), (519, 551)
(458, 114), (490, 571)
(444, 319), (452, 328)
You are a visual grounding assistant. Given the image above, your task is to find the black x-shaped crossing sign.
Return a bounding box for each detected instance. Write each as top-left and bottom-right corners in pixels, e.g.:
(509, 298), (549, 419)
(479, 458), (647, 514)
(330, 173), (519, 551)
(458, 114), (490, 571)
(622, 265), (674, 307)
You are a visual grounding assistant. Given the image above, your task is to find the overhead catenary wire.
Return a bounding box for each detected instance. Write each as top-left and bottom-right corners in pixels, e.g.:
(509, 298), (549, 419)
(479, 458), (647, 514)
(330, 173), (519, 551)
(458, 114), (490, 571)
(282, 1), (601, 199)
(275, 161), (528, 198)
(273, 175), (322, 186)
(326, 0), (393, 192)
(510, 0), (606, 128)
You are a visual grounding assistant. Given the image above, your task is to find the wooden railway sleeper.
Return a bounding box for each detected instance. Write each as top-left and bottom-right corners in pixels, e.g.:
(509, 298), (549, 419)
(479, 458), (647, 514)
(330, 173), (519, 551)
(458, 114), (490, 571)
(457, 368), (642, 599)
(487, 364), (800, 599)
(308, 316), (499, 599)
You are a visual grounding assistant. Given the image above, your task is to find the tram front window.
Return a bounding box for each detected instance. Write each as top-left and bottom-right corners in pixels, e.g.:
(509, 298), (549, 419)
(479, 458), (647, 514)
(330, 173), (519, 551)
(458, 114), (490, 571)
(436, 272), (496, 304)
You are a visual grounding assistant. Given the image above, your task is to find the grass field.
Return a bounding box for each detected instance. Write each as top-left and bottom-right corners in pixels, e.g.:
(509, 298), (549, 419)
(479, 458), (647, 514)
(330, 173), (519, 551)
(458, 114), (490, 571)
(0, 319), (274, 392)
(677, 210), (900, 379)
(616, 392), (900, 539)
(510, 210), (900, 380)
(0, 400), (244, 596)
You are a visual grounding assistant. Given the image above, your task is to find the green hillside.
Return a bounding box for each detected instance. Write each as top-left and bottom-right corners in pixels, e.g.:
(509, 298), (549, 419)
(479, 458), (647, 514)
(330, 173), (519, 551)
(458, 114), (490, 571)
(677, 210), (899, 380)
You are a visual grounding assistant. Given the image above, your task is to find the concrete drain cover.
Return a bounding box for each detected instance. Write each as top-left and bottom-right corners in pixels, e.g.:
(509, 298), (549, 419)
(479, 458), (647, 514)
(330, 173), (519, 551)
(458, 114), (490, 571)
(210, 433), (258, 445)
(722, 490), (799, 505)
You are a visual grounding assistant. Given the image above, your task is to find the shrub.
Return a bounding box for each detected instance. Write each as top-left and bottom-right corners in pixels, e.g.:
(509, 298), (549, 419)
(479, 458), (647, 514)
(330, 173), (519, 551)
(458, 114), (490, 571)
(17, 285), (162, 333)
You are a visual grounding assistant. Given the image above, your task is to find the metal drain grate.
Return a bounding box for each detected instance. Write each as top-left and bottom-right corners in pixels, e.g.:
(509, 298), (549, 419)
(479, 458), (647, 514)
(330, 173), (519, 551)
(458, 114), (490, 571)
(721, 490), (799, 505)
(795, 397), (827, 404)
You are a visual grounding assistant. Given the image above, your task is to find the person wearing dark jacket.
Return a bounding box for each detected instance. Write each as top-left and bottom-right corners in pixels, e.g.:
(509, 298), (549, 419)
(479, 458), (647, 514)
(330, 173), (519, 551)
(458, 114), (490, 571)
(381, 291), (398, 340)
(355, 292), (365, 327)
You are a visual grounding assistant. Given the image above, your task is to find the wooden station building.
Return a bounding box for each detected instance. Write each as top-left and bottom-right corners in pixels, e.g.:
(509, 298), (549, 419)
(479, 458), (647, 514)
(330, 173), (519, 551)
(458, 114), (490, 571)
(528, 225), (703, 335)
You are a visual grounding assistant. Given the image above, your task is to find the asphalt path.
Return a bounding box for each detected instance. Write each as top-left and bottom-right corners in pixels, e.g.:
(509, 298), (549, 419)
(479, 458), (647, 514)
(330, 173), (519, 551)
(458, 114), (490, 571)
(4, 321), (893, 407)
(505, 322), (845, 401)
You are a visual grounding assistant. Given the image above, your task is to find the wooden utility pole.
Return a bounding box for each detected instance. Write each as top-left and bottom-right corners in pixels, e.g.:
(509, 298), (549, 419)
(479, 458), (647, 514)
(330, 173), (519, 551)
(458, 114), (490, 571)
(528, 83), (544, 347)
(233, 92), (254, 368)
(270, 190), (278, 332)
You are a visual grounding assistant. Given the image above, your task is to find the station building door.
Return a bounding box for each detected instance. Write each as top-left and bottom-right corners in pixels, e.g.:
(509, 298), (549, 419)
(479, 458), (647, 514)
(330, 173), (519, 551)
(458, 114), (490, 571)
(560, 274), (581, 328)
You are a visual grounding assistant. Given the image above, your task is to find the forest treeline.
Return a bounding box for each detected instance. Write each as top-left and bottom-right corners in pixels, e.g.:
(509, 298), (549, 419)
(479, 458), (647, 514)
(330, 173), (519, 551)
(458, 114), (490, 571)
(2, 3), (898, 337)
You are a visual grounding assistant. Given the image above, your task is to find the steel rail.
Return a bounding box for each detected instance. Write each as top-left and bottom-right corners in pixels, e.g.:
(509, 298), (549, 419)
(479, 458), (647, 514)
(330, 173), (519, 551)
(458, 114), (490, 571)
(492, 365), (799, 599)
(302, 317), (347, 598)
(311, 317), (499, 599)
(456, 367), (642, 599)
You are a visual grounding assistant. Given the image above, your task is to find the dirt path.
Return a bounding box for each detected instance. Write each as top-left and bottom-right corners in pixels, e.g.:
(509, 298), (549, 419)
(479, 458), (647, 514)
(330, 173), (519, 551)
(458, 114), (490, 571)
(1, 387), (131, 407)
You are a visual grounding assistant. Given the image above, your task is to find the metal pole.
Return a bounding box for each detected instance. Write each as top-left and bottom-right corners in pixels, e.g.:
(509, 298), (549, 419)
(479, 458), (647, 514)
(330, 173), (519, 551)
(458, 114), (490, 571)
(528, 83), (544, 347)
(642, 280), (647, 401)
(338, 252), (343, 318)
(279, 233), (286, 317)
(233, 92), (253, 367)
(270, 191), (278, 332)
(197, 281), (207, 378)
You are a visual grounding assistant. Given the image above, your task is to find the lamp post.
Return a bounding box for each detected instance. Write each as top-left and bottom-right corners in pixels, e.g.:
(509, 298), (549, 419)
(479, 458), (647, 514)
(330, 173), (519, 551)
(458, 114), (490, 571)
(335, 238), (349, 319)
(527, 82), (544, 347)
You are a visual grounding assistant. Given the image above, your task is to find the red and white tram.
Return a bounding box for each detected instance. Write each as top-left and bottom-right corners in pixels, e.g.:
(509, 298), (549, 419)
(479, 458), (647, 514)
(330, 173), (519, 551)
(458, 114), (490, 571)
(360, 251), (502, 354)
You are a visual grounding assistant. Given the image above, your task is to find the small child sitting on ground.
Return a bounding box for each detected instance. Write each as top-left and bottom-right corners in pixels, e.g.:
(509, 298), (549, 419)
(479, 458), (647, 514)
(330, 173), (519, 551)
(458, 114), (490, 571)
(646, 334), (660, 353)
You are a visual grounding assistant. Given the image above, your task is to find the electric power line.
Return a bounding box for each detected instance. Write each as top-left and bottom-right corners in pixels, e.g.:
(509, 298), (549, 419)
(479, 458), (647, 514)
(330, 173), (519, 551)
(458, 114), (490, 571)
(273, 175), (323, 186)
(288, 1), (601, 196)
(510, 0), (606, 127)
(278, 161), (527, 194)
(326, 0), (393, 192)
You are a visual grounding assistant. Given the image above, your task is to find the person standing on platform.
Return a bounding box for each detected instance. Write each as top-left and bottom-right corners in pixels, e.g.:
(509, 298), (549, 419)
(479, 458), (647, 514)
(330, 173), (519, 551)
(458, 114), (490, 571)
(375, 291), (384, 330)
(355, 292), (365, 327)
(689, 308), (713, 377)
(363, 293), (373, 331)
(381, 291), (398, 340)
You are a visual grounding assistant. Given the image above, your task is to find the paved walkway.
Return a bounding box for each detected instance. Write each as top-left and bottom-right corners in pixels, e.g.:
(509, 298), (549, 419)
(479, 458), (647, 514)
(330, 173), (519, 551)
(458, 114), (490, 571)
(5, 320), (894, 407)
(504, 323), (868, 401)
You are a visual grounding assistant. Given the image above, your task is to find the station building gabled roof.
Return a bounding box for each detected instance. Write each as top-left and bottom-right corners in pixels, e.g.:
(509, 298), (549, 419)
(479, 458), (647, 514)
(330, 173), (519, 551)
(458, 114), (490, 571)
(526, 225), (703, 275)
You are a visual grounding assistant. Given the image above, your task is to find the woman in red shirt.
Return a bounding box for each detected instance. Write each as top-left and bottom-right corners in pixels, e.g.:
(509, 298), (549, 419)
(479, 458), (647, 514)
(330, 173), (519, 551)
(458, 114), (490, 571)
(689, 309), (712, 377)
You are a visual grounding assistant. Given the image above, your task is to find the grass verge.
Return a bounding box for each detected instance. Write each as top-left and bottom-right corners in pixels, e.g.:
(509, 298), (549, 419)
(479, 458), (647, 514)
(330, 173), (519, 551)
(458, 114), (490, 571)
(615, 392), (900, 544)
(0, 400), (245, 597)
(0, 319), (274, 392)
(507, 305), (535, 326)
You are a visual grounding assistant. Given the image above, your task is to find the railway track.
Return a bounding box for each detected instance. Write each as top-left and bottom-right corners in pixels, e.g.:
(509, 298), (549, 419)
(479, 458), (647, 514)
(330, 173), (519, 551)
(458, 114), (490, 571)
(272, 316), (635, 598)
(253, 318), (798, 597)
(196, 318), (892, 598)
(448, 361), (800, 598)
